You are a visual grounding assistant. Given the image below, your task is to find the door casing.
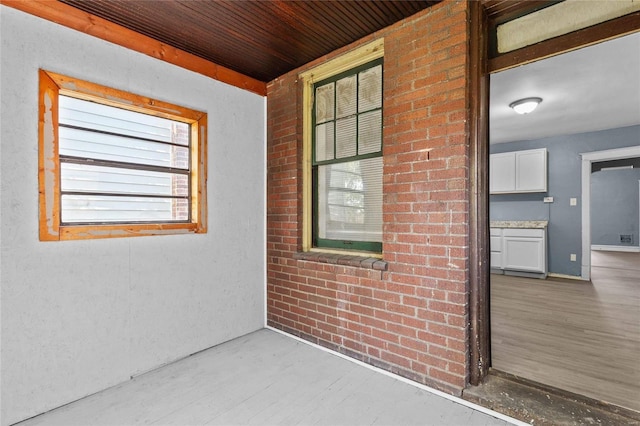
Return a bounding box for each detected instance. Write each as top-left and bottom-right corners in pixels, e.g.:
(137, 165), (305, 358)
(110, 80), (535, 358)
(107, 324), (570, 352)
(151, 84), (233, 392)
(467, 2), (640, 386)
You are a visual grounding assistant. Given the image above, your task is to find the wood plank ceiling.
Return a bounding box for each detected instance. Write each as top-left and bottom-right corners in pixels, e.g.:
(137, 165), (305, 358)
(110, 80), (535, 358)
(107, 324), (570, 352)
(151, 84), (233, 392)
(59, 0), (440, 83)
(481, 0), (559, 21)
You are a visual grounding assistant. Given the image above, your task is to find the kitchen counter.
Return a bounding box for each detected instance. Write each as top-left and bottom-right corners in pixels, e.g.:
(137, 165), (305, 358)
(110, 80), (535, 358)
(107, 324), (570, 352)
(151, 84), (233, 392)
(490, 220), (548, 229)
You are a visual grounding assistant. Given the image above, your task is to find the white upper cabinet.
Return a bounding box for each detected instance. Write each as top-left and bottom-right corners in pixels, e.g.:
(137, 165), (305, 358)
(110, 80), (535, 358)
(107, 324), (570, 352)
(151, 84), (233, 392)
(515, 149), (547, 192)
(490, 148), (547, 194)
(489, 152), (516, 193)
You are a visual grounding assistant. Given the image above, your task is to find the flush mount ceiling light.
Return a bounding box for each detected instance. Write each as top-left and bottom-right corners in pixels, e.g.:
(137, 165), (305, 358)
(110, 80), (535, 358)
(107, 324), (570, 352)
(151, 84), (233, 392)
(509, 97), (543, 114)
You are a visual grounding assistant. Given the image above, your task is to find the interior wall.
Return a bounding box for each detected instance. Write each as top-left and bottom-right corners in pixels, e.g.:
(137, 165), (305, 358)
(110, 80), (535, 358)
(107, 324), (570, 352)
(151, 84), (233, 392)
(591, 167), (640, 247)
(490, 125), (640, 276)
(0, 7), (266, 425)
(267, 0), (472, 396)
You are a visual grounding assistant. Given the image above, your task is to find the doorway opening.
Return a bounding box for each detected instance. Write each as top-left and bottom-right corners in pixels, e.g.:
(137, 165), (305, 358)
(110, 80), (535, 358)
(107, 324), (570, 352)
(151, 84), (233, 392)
(583, 149), (640, 277)
(487, 32), (640, 412)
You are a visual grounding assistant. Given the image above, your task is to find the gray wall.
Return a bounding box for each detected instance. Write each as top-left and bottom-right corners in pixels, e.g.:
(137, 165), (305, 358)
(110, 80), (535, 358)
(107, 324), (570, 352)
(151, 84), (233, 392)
(490, 124), (640, 276)
(1, 7), (266, 425)
(591, 167), (640, 246)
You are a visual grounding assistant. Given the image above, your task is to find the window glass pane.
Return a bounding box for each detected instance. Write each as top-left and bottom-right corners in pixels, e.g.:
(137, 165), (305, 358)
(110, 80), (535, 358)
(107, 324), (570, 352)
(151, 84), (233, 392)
(335, 116), (356, 159)
(58, 96), (193, 227)
(60, 96), (189, 145)
(61, 195), (188, 223)
(59, 127), (189, 169)
(315, 122), (334, 161)
(61, 163), (188, 197)
(358, 64), (382, 112)
(358, 110), (382, 155)
(315, 83), (335, 124)
(336, 75), (356, 118)
(317, 157), (382, 243)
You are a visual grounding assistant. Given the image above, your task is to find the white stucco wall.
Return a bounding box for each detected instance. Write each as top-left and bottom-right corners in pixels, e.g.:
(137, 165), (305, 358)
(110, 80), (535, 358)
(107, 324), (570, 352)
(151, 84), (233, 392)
(0, 6), (266, 425)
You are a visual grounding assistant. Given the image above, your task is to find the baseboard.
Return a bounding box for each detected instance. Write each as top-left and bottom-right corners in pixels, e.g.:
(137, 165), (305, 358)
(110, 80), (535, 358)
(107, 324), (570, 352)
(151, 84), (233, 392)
(591, 245), (640, 253)
(503, 270), (546, 279)
(547, 273), (588, 281)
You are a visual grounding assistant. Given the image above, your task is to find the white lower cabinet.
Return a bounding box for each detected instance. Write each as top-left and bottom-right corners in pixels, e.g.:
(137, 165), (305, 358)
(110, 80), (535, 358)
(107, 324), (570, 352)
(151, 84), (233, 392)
(491, 227), (547, 277)
(490, 251), (503, 269)
(490, 228), (503, 269)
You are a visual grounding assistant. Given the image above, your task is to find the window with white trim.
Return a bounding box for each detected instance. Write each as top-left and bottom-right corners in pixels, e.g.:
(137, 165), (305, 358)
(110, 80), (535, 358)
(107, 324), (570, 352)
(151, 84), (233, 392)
(38, 70), (207, 240)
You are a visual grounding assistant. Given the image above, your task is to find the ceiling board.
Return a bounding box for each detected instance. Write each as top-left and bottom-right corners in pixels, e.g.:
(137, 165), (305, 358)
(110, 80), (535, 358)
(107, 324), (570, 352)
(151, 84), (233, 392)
(481, 0), (559, 23)
(59, 0), (440, 82)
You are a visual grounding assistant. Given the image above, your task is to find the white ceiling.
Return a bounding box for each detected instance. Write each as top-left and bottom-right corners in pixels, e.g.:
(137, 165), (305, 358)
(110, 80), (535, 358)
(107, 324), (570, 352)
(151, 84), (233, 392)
(490, 31), (640, 144)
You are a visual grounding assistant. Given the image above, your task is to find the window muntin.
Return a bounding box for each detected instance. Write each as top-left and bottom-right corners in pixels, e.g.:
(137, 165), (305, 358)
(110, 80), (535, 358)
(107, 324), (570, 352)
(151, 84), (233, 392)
(38, 69), (207, 240)
(312, 59), (383, 252)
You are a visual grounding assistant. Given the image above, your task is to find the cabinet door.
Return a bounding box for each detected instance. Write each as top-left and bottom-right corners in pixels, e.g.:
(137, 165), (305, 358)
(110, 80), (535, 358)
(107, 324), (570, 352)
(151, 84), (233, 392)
(490, 228), (503, 269)
(515, 148), (547, 192)
(490, 152), (515, 193)
(503, 237), (545, 273)
(490, 251), (503, 269)
(490, 235), (502, 251)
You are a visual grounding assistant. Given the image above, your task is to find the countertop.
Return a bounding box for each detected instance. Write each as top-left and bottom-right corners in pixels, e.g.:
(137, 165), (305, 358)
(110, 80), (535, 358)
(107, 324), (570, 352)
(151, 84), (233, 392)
(490, 220), (548, 229)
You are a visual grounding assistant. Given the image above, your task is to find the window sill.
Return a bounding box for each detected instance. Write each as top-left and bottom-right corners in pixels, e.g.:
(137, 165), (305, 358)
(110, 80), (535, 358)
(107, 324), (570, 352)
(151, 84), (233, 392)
(293, 251), (388, 271)
(42, 222), (205, 241)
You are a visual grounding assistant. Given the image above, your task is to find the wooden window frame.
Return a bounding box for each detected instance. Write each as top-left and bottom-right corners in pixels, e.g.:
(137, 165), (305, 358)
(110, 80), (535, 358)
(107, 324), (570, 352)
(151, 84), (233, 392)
(38, 69), (208, 241)
(299, 39), (384, 257)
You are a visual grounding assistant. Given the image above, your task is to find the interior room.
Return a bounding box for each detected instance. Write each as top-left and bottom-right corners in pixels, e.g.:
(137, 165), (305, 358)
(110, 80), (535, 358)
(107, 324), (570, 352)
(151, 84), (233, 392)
(489, 32), (640, 411)
(1, 1), (639, 425)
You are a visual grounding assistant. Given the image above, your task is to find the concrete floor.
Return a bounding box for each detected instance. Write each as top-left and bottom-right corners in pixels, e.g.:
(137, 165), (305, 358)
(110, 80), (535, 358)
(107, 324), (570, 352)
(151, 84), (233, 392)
(16, 329), (521, 426)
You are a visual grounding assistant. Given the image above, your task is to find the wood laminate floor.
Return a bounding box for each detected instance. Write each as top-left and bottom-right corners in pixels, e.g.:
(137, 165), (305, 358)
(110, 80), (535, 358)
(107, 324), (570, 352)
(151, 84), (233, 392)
(491, 250), (640, 412)
(16, 329), (518, 426)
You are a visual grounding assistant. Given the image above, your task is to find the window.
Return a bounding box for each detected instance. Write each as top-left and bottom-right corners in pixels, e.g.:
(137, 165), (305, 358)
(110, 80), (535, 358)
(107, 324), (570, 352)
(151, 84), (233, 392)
(38, 70), (207, 240)
(300, 40), (384, 255)
(313, 60), (383, 252)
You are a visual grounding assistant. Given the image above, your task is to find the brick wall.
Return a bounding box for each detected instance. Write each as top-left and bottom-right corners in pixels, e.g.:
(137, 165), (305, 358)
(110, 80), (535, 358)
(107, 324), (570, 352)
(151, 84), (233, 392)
(267, 0), (471, 395)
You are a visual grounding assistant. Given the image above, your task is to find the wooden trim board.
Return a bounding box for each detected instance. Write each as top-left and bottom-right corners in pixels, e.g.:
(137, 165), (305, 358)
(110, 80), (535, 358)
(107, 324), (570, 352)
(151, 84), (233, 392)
(467, 0), (491, 387)
(489, 11), (640, 73)
(1, 0), (267, 96)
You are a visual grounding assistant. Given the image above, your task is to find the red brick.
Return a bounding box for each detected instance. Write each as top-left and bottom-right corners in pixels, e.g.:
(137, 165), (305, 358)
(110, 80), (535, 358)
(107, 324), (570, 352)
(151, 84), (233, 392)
(387, 322), (418, 338)
(267, 0), (471, 394)
(374, 309), (403, 325)
(388, 342), (419, 360)
(429, 367), (465, 387)
(381, 350), (413, 369)
(372, 328), (401, 344)
(428, 322), (466, 341)
(361, 315), (388, 331)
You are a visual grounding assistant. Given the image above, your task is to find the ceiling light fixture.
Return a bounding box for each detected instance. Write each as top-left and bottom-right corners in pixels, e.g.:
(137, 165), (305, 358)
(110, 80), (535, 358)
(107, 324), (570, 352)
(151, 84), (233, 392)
(509, 97), (542, 114)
